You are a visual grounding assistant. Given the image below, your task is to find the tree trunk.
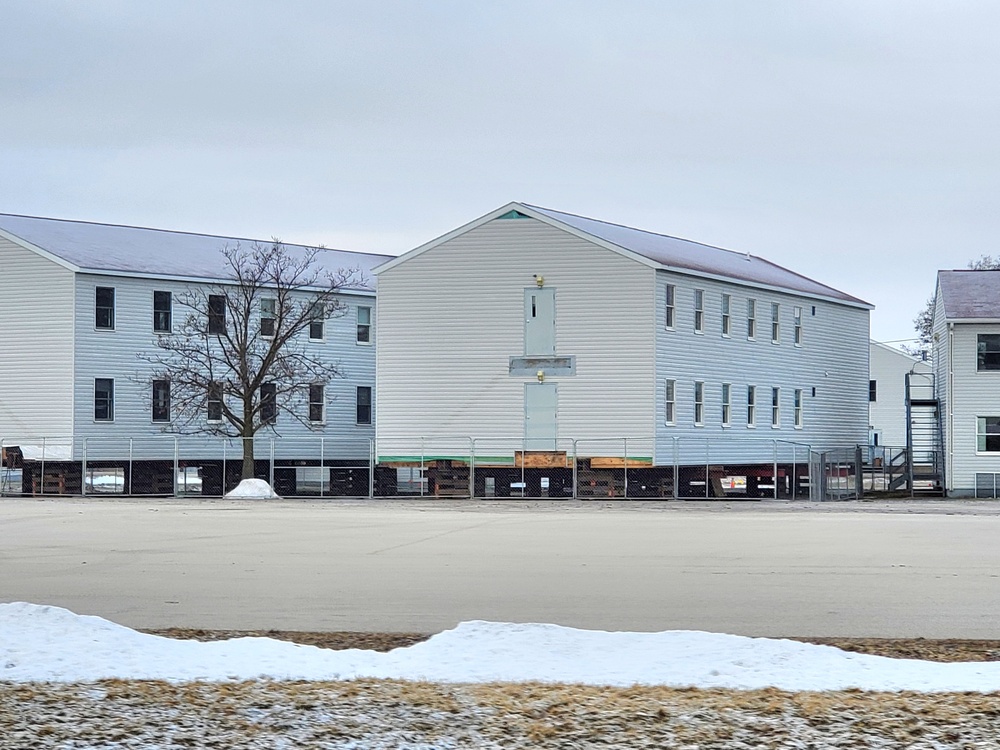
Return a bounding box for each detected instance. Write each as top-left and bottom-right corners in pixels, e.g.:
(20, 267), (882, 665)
(241, 432), (255, 480)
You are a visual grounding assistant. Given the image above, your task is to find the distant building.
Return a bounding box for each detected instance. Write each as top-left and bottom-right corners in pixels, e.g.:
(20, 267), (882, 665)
(374, 202), (872, 498)
(932, 270), (1000, 496)
(0, 213), (390, 495)
(868, 340), (931, 450)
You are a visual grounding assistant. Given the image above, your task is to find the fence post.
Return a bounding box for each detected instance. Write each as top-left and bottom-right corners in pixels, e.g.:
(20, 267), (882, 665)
(673, 437), (680, 500)
(623, 437), (628, 500)
(469, 438), (475, 500)
(81, 437), (87, 497)
(773, 440), (778, 501)
(420, 437), (425, 498)
(854, 445), (863, 500)
(127, 438), (134, 496)
(791, 444), (797, 501)
(705, 438), (709, 500)
(571, 439), (578, 500)
(368, 438), (375, 499)
(269, 438), (275, 490)
(222, 440), (227, 497)
(173, 437), (179, 497)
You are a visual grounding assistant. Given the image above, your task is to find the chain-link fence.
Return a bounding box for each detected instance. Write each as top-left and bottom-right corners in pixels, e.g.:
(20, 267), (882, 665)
(1, 434), (862, 500)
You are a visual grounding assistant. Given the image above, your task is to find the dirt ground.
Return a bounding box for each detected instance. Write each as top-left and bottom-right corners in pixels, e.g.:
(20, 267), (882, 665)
(144, 628), (1000, 663)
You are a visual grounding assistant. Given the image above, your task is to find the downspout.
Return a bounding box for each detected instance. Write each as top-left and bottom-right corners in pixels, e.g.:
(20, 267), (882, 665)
(948, 322), (954, 495)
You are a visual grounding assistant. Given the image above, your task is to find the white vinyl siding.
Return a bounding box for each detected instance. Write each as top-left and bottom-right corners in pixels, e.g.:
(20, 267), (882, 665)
(0, 238), (76, 442)
(374, 217), (655, 456)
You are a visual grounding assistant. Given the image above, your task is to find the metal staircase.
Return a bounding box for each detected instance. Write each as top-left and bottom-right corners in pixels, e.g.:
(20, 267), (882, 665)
(898, 371), (944, 496)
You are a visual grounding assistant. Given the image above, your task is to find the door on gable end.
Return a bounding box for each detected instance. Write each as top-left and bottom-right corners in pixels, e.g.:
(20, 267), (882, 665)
(524, 288), (555, 355)
(525, 383), (558, 451)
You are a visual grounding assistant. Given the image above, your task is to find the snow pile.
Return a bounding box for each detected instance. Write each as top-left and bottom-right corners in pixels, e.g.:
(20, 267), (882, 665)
(224, 479), (280, 499)
(3, 603), (1000, 692)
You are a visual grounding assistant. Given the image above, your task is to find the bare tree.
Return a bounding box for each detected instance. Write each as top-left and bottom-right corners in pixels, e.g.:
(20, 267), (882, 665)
(140, 241), (362, 481)
(907, 255), (1000, 356)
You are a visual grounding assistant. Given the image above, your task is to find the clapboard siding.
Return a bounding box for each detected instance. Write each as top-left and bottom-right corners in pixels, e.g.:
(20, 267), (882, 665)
(869, 342), (930, 449)
(654, 271), (870, 464)
(932, 289), (951, 488)
(941, 322), (1000, 494)
(0, 238), (75, 443)
(375, 217), (655, 458)
(72, 273), (375, 460)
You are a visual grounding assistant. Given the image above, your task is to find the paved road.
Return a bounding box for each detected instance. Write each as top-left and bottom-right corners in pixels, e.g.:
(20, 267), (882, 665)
(3, 498), (1000, 637)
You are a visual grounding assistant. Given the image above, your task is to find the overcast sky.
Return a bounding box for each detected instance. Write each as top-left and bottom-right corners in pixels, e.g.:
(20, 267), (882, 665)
(3, 1), (998, 344)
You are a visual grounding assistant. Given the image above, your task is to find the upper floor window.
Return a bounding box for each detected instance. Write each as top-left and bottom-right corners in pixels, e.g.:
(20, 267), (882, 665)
(793, 306), (802, 346)
(721, 383), (731, 427)
(153, 291), (172, 333)
(771, 303), (780, 343)
(693, 290), (704, 334)
(747, 385), (756, 427)
(260, 382), (277, 424)
(357, 306), (372, 343)
(721, 294), (731, 336)
(977, 417), (1000, 452)
(978, 334), (1000, 371)
(308, 302), (325, 340)
(869, 380), (877, 402)
(95, 287), (115, 330)
(794, 388), (803, 428)
(94, 378), (114, 421)
(664, 285), (675, 329)
(771, 387), (780, 427)
(309, 383), (325, 423)
(694, 381), (704, 425)
(356, 385), (373, 425)
(152, 380), (170, 423)
(208, 295), (226, 335)
(664, 379), (675, 425)
(260, 298), (276, 338)
(747, 299), (756, 340)
(207, 382), (223, 423)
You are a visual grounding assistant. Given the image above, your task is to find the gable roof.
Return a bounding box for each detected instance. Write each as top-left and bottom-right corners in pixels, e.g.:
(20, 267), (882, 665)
(936, 270), (1000, 320)
(375, 202), (871, 308)
(0, 213), (393, 292)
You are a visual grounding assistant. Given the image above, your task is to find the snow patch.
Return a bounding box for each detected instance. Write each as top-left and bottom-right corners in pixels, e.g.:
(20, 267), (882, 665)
(3, 603), (1000, 691)
(224, 479), (280, 499)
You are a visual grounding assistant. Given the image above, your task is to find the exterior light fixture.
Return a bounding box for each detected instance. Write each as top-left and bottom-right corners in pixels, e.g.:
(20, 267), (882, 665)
(537, 370), (545, 382)
(534, 274), (544, 287)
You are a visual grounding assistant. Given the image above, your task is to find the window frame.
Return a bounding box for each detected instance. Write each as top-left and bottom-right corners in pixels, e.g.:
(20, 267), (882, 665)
(771, 386), (780, 428)
(721, 382), (731, 427)
(206, 382), (223, 423)
(869, 380), (877, 402)
(977, 417), (1000, 453)
(94, 378), (114, 422)
(356, 385), (373, 425)
(151, 379), (171, 423)
(694, 380), (704, 426)
(308, 383), (325, 424)
(260, 382), (277, 425)
(153, 290), (172, 334)
(357, 305), (373, 344)
(977, 334), (1000, 371)
(747, 385), (756, 428)
(208, 294), (227, 335)
(794, 388), (803, 428)
(308, 302), (325, 341)
(793, 306), (802, 346)
(721, 293), (731, 337)
(664, 285), (675, 330)
(260, 297), (277, 339)
(693, 289), (704, 334)
(771, 302), (780, 344)
(664, 379), (676, 425)
(747, 298), (756, 340)
(95, 287), (115, 330)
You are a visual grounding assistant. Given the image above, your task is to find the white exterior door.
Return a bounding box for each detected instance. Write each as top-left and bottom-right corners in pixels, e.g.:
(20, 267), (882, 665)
(524, 288), (555, 355)
(525, 382), (558, 450)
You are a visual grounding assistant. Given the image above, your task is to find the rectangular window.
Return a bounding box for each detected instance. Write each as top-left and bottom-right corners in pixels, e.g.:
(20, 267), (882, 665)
(664, 285), (675, 329)
(747, 385), (756, 427)
(94, 378), (114, 421)
(208, 295), (226, 334)
(977, 417), (1000, 452)
(771, 302), (780, 343)
(309, 383), (325, 423)
(207, 382), (223, 422)
(95, 287), (115, 330)
(721, 383), (731, 427)
(693, 290), (704, 333)
(869, 380), (877, 402)
(694, 381), (704, 425)
(771, 387), (780, 427)
(153, 291), (172, 333)
(152, 380), (170, 423)
(793, 306), (802, 346)
(978, 334), (1000, 371)
(721, 294), (731, 336)
(664, 380), (675, 424)
(308, 302), (324, 340)
(747, 298), (756, 339)
(260, 382), (277, 424)
(357, 305), (372, 343)
(260, 298), (276, 338)
(794, 389), (803, 428)
(356, 385), (373, 425)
